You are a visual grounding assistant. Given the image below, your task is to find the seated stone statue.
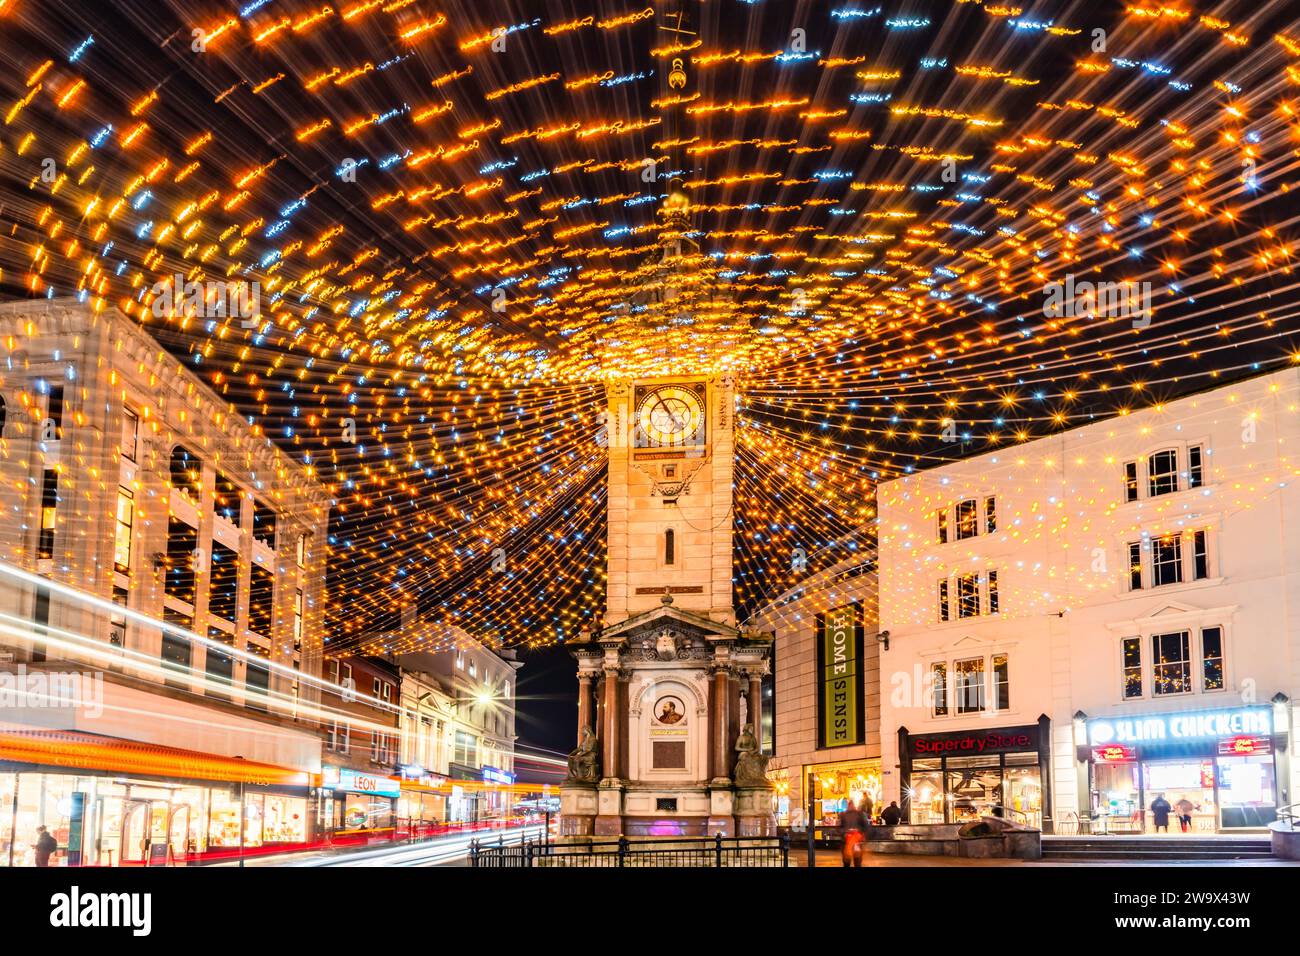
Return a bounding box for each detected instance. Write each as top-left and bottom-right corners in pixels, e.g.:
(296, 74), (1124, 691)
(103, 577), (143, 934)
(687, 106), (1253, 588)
(732, 724), (771, 789)
(566, 725), (600, 783)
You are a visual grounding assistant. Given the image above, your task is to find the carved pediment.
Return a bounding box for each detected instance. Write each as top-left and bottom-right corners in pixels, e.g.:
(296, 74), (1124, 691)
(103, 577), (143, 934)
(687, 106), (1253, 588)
(624, 626), (713, 663)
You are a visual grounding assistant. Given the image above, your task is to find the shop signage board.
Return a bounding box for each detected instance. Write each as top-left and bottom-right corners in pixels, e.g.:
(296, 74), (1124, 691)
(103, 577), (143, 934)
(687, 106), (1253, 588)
(907, 724), (1040, 758)
(1219, 735), (1271, 756)
(1087, 706), (1272, 748)
(334, 768), (401, 799)
(816, 602), (863, 748)
(482, 766), (516, 784)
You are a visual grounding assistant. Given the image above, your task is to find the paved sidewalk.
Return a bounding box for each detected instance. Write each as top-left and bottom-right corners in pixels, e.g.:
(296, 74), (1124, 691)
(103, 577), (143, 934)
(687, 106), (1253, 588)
(800, 849), (1295, 867)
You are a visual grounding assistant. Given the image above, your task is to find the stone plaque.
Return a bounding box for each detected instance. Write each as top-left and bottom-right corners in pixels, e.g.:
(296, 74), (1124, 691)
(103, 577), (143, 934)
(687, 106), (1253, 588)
(652, 740), (687, 769)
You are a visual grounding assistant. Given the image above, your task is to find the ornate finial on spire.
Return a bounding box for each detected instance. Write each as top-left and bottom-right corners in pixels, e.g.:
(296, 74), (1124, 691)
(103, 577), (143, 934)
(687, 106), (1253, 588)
(658, 176), (691, 232)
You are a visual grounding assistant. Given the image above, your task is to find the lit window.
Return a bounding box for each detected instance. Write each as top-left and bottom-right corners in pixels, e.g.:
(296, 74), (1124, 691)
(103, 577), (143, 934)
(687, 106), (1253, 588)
(120, 406), (139, 462)
(992, 654), (1009, 710)
(986, 569), (999, 615)
(38, 469), (58, 559)
(1147, 449), (1178, 497)
(1122, 637), (1143, 699)
(1152, 631), (1191, 696)
(1152, 534), (1183, 587)
(1201, 627), (1224, 691)
(248, 563), (274, 635)
(1192, 530), (1209, 580)
(1123, 461), (1139, 502)
(937, 509), (949, 543)
(984, 496), (997, 534)
(955, 499), (978, 540)
(1128, 542), (1143, 590)
(1187, 445), (1204, 489)
(293, 589), (304, 650)
(956, 573), (979, 618)
(937, 579), (950, 622)
(169, 446), (202, 500)
(930, 663), (948, 716)
(955, 658), (985, 714)
(113, 488), (134, 574)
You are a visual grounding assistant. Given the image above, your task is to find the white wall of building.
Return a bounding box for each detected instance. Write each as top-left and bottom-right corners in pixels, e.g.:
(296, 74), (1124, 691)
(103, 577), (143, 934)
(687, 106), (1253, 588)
(878, 367), (1300, 829)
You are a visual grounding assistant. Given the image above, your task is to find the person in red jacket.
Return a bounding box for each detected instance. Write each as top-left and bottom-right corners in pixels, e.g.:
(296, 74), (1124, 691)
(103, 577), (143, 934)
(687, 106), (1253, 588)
(839, 799), (868, 867)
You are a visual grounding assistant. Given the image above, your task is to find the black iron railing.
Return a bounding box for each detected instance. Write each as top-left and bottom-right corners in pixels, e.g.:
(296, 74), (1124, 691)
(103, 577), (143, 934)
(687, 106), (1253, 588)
(469, 833), (789, 868)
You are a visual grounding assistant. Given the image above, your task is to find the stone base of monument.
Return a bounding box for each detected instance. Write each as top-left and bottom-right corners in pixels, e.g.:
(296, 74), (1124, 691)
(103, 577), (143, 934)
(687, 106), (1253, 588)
(558, 783), (598, 839)
(706, 787), (735, 836)
(733, 787), (777, 836)
(592, 781), (625, 836)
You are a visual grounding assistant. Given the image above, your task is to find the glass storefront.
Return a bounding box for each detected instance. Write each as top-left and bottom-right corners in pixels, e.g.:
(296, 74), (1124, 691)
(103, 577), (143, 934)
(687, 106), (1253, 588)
(0, 769), (310, 865)
(901, 723), (1048, 828)
(805, 759), (882, 842)
(1085, 705), (1279, 833)
(1090, 753), (1277, 833)
(322, 766), (399, 838)
(908, 752), (1043, 826)
(397, 790), (446, 825)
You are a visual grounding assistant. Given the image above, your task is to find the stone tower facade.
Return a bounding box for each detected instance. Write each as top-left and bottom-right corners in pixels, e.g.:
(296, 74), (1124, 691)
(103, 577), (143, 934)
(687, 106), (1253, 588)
(560, 372), (773, 838)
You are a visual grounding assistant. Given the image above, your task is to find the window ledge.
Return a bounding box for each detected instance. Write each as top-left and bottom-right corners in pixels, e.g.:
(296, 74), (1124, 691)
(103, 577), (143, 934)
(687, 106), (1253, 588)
(1121, 576), (1224, 601)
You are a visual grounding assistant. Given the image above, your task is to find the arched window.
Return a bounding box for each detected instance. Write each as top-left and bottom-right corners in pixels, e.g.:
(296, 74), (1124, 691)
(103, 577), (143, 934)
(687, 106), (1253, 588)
(664, 528), (675, 566)
(169, 445), (202, 499)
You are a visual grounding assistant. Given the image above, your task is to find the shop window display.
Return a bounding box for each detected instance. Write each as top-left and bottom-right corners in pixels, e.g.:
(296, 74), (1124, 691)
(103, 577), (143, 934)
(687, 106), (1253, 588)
(342, 793), (393, 831)
(807, 763), (882, 833)
(906, 747), (1043, 827)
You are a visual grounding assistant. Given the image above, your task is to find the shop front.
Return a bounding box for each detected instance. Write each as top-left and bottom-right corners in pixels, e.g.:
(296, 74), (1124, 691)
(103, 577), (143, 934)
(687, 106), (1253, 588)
(899, 717), (1051, 828)
(396, 767), (448, 839)
(1083, 705), (1282, 833)
(0, 729), (313, 866)
(481, 765), (516, 821)
(805, 758), (882, 843)
(321, 767), (400, 844)
(448, 763), (482, 822)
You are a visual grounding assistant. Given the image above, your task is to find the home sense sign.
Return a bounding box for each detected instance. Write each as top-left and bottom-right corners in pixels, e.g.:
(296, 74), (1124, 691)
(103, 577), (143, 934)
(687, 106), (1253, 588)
(818, 603), (863, 748)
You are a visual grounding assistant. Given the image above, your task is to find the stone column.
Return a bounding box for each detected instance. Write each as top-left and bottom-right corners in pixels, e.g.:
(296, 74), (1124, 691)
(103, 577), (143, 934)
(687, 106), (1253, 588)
(711, 665), (731, 784)
(576, 673), (594, 740)
(560, 669), (601, 840)
(602, 666), (620, 781)
(748, 670), (763, 746)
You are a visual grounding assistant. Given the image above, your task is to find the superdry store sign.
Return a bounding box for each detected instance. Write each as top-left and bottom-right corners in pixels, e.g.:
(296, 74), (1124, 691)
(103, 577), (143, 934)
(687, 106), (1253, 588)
(906, 725), (1041, 758)
(816, 603), (864, 748)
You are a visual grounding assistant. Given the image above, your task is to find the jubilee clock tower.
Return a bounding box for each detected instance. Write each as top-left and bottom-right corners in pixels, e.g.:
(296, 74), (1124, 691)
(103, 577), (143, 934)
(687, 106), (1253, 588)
(559, 207), (772, 839)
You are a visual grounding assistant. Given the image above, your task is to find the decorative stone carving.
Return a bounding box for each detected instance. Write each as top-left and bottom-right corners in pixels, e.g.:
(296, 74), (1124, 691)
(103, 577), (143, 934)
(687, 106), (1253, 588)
(732, 724), (771, 789)
(566, 726), (600, 784)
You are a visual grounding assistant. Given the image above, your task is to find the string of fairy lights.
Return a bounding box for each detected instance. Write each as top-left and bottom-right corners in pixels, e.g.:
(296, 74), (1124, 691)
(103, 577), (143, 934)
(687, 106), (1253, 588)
(1, 0), (1300, 653)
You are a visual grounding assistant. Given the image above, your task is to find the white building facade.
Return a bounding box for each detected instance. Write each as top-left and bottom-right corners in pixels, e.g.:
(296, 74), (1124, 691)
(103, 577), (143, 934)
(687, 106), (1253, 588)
(0, 300), (331, 864)
(876, 367), (1300, 834)
(394, 627), (521, 822)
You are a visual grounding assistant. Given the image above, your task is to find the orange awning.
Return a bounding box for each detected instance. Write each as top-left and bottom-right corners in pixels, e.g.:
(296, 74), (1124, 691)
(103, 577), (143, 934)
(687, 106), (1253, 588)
(0, 726), (310, 787)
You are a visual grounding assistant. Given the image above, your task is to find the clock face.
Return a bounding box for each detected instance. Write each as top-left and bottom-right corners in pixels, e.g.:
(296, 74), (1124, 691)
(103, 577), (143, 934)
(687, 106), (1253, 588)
(636, 385), (704, 447)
